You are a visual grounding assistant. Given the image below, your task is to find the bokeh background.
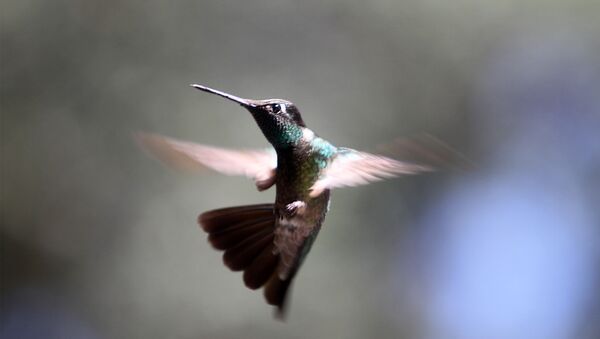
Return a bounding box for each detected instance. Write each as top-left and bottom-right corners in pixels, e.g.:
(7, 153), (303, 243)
(2, 1), (600, 338)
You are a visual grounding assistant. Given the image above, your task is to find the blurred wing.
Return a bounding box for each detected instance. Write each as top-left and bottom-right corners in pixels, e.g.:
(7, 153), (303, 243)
(376, 134), (473, 171)
(310, 148), (432, 197)
(136, 132), (277, 187)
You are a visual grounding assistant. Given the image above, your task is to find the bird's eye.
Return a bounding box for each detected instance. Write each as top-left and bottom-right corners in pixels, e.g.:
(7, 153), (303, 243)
(272, 103), (282, 113)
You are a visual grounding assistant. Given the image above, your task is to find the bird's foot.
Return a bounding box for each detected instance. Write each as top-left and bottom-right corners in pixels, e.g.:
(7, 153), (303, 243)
(285, 201), (306, 217)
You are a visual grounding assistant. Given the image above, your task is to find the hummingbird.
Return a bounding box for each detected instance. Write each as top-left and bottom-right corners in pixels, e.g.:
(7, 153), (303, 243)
(137, 84), (438, 318)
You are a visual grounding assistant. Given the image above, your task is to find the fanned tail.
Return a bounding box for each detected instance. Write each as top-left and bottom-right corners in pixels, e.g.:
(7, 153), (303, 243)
(199, 204), (294, 318)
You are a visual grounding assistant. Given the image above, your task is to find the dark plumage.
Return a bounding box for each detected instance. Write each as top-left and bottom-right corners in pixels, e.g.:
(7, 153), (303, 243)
(137, 84), (447, 318)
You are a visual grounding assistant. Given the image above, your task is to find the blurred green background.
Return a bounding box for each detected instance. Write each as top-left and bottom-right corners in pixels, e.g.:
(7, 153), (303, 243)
(2, 1), (599, 338)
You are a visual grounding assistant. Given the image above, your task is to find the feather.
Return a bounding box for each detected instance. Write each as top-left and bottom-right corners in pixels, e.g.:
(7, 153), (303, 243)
(207, 217), (272, 250)
(223, 227), (274, 271)
(198, 204), (280, 296)
(310, 148), (433, 197)
(264, 275), (293, 319)
(243, 245), (279, 290)
(135, 132), (277, 189)
(376, 134), (474, 171)
(199, 204), (274, 233)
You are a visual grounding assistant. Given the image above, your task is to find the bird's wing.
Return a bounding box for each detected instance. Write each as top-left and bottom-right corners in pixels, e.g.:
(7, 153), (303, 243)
(310, 147), (432, 197)
(136, 132), (277, 189)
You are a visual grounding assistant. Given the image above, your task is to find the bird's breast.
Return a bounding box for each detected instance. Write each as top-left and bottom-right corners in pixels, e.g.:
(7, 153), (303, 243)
(272, 190), (331, 279)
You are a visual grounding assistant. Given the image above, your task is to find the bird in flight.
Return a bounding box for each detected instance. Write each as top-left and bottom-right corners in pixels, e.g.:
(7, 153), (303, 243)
(137, 84), (443, 318)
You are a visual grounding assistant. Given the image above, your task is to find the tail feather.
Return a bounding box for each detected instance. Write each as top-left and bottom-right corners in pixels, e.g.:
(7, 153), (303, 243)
(264, 274), (293, 319)
(199, 204), (292, 317)
(208, 217), (272, 250)
(223, 227), (274, 271)
(243, 245), (279, 289)
(199, 204), (274, 232)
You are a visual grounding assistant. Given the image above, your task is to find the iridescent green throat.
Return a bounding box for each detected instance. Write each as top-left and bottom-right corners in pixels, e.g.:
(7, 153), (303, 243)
(252, 113), (303, 148)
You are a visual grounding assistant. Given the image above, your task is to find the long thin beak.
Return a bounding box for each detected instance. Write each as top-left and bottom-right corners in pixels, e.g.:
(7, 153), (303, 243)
(190, 84), (256, 108)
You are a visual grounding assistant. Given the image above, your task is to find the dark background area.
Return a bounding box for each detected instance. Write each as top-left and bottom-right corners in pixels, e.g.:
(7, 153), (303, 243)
(2, 1), (599, 338)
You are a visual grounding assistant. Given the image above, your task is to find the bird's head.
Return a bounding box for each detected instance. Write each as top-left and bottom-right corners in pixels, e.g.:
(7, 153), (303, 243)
(192, 84), (306, 149)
